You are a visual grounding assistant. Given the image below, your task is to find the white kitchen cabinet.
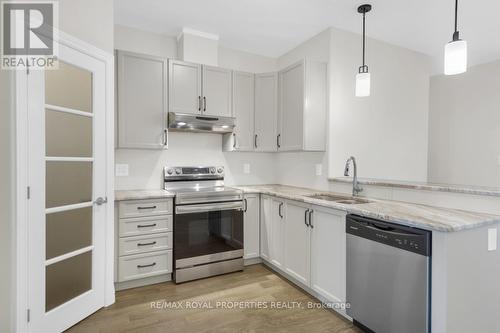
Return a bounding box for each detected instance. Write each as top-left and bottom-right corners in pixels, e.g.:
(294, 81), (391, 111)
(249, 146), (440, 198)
(116, 50), (168, 149)
(270, 198), (286, 269)
(260, 195), (273, 261)
(223, 71), (255, 151)
(278, 59), (327, 151)
(168, 59), (202, 115)
(310, 205), (347, 303)
(202, 65), (232, 117)
(243, 194), (260, 260)
(283, 200), (311, 286)
(254, 72), (278, 152)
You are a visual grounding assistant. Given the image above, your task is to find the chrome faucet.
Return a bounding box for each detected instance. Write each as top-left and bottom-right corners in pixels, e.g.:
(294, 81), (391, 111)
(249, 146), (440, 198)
(344, 156), (363, 196)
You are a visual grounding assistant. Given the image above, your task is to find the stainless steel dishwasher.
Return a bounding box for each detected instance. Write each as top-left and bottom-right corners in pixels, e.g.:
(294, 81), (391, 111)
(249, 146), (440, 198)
(346, 214), (431, 333)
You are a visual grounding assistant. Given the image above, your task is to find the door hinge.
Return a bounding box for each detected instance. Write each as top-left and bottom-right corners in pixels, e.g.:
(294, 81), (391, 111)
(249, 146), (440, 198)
(27, 186), (30, 199)
(27, 309), (30, 322)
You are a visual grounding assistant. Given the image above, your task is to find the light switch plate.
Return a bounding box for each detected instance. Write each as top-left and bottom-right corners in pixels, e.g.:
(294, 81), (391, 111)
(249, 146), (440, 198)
(243, 163), (251, 174)
(315, 164), (323, 176)
(115, 164), (129, 177)
(488, 228), (497, 251)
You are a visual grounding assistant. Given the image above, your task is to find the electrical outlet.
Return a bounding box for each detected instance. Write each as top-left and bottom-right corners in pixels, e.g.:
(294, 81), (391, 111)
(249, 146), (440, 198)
(488, 228), (497, 251)
(315, 164), (323, 176)
(243, 163), (251, 174)
(115, 164), (129, 177)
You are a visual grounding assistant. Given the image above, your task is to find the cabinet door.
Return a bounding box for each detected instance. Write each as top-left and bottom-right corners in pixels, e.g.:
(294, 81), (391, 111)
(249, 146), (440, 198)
(310, 206), (347, 303)
(202, 65), (232, 117)
(232, 71), (255, 151)
(270, 198), (285, 269)
(279, 61), (304, 151)
(243, 195), (260, 260)
(283, 201), (310, 286)
(260, 195), (272, 261)
(254, 72), (278, 152)
(117, 51), (167, 149)
(168, 59), (202, 114)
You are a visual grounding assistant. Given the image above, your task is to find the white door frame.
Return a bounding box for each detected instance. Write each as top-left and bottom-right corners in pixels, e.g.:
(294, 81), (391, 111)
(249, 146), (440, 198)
(14, 30), (115, 333)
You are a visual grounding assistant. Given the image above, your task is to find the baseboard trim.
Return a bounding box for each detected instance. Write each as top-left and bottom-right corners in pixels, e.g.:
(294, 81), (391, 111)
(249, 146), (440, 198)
(115, 274), (172, 291)
(244, 257), (262, 266)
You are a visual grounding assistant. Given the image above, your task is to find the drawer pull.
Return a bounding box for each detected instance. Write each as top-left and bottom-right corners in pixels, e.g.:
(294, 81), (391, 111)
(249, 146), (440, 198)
(137, 223), (157, 228)
(137, 241), (157, 247)
(137, 263), (156, 269)
(137, 206), (157, 210)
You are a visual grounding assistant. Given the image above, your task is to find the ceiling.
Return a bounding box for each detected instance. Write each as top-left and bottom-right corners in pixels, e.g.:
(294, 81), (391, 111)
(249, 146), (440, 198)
(115, 0), (500, 72)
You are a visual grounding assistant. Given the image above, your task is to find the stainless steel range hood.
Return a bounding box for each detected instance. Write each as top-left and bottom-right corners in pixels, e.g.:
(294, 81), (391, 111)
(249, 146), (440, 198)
(168, 112), (235, 133)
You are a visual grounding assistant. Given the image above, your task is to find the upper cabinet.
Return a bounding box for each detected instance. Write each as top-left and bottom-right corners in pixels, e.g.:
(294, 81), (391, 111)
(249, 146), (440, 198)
(254, 72), (278, 152)
(223, 71), (255, 151)
(202, 65), (232, 117)
(116, 50), (168, 149)
(168, 60), (202, 114)
(278, 59), (327, 152)
(168, 60), (232, 117)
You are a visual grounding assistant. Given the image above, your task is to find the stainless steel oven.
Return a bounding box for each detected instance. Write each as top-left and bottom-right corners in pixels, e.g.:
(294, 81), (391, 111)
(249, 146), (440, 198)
(164, 166), (244, 283)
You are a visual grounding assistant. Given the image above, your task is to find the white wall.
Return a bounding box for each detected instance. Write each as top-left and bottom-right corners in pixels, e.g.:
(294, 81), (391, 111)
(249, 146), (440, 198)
(428, 60), (500, 187)
(328, 28), (431, 182)
(114, 25), (277, 190)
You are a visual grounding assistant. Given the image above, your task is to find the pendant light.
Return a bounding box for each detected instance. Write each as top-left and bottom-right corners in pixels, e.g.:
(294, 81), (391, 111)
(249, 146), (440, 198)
(356, 4), (372, 97)
(444, 0), (467, 75)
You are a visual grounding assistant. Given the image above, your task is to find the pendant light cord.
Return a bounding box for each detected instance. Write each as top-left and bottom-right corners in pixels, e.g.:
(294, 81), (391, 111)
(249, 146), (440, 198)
(453, 0), (460, 41)
(362, 12), (366, 67)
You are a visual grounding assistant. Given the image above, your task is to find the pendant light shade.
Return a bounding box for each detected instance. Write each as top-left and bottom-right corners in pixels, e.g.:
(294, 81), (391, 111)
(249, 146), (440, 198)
(444, 0), (467, 75)
(356, 4), (372, 97)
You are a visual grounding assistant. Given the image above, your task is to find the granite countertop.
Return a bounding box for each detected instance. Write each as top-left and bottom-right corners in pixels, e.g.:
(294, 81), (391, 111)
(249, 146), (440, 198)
(233, 184), (500, 232)
(115, 189), (175, 201)
(330, 177), (500, 197)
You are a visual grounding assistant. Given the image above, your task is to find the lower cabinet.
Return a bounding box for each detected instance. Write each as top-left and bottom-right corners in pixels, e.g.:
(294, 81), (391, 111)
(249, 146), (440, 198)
(310, 205), (347, 303)
(260, 195), (347, 305)
(243, 194), (260, 260)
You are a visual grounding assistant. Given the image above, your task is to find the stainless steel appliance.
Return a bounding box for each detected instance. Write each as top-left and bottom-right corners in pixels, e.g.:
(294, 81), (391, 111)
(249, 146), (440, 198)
(164, 166), (244, 283)
(168, 112), (236, 133)
(346, 214), (431, 333)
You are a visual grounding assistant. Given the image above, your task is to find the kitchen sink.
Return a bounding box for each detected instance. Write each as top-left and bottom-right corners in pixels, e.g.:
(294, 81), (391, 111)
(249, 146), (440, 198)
(307, 194), (371, 205)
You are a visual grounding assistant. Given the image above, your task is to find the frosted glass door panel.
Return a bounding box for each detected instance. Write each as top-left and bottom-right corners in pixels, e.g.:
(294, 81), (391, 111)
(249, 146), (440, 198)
(45, 109), (92, 157)
(45, 161), (92, 208)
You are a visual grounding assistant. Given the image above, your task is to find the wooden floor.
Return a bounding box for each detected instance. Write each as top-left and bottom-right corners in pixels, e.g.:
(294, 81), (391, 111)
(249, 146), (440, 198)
(68, 264), (360, 333)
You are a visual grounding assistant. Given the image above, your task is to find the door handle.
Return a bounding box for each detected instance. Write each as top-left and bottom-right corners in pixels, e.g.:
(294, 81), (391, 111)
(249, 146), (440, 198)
(233, 133), (237, 149)
(137, 205), (157, 210)
(137, 241), (157, 247)
(304, 209), (310, 227)
(254, 134), (258, 149)
(243, 198), (248, 212)
(137, 263), (156, 269)
(93, 197), (107, 205)
(163, 129), (168, 147)
(277, 134), (281, 149)
(278, 202), (284, 218)
(137, 223), (157, 228)
(309, 210), (314, 228)
(203, 96), (206, 112)
(198, 96), (201, 111)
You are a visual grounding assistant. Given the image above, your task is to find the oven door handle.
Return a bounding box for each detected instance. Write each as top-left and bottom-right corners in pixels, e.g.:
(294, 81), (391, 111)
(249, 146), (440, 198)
(175, 201), (244, 215)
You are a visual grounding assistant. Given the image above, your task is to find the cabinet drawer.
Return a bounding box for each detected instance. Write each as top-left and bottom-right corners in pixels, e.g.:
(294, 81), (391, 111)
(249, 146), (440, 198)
(119, 199), (172, 218)
(118, 250), (172, 282)
(119, 215), (173, 237)
(119, 233), (172, 256)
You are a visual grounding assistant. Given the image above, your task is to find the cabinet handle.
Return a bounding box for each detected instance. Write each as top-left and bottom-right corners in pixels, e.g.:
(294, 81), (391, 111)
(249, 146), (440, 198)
(277, 134), (281, 148)
(198, 96), (201, 111)
(278, 202), (283, 218)
(137, 241), (157, 247)
(309, 210), (314, 228)
(304, 209), (310, 227)
(254, 134), (258, 148)
(137, 206), (157, 210)
(243, 198), (248, 212)
(137, 262), (156, 269)
(137, 223), (157, 228)
(203, 96), (207, 112)
(233, 133), (237, 149)
(163, 129), (168, 147)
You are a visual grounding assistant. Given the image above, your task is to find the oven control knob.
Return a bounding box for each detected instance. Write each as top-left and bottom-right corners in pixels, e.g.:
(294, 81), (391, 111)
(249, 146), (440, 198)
(175, 168), (182, 175)
(166, 168), (173, 175)
(210, 167), (216, 174)
(217, 167), (224, 174)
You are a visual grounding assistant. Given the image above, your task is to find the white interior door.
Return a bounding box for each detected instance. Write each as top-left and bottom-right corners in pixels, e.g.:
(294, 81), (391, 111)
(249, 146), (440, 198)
(27, 42), (107, 333)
